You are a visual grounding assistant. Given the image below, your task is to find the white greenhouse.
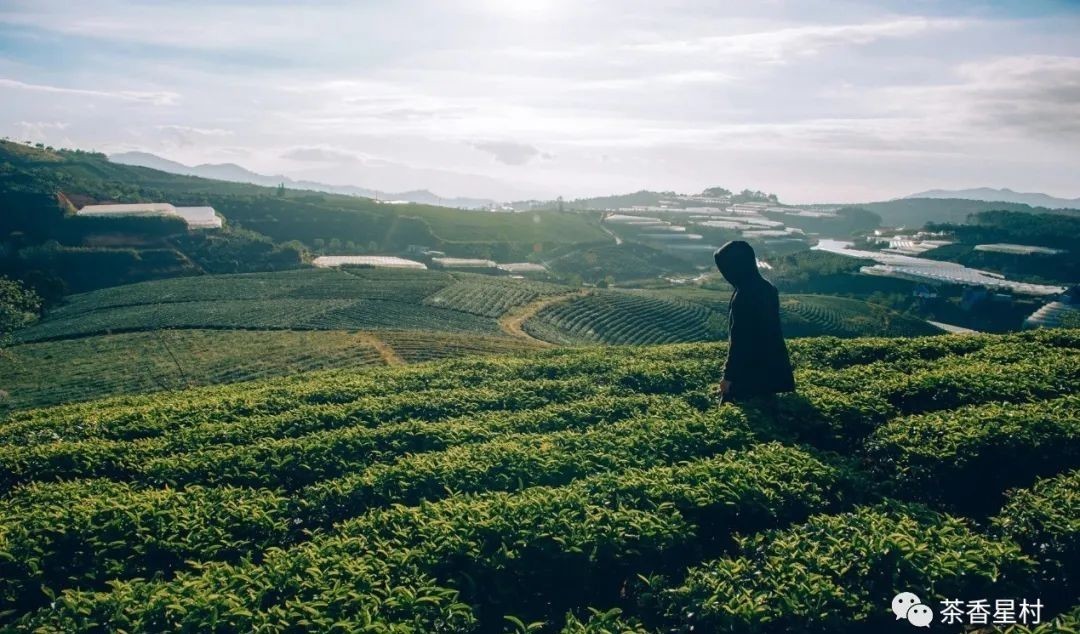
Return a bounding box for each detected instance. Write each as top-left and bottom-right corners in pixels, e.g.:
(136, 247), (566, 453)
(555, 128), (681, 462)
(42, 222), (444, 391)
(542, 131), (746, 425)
(311, 256), (427, 269)
(432, 257), (497, 268)
(77, 203), (222, 229)
(814, 239), (1066, 297)
(498, 262), (548, 273)
(974, 244), (1065, 256)
(174, 207), (223, 229)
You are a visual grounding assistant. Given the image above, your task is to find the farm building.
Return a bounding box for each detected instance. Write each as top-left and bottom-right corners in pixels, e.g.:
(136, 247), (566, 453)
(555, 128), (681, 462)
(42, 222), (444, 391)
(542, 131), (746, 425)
(695, 220), (749, 230)
(497, 262), (547, 273)
(173, 206), (222, 229)
(431, 257), (497, 269)
(728, 202), (771, 215)
(881, 239), (953, 256)
(741, 229), (800, 238)
(974, 243), (1065, 256)
(767, 207), (838, 218)
(640, 232), (704, 241)
(77, 203), (175, 217)
(311, 256), (427, 269)
(603, 214), (667, 226)
(77, 203), (223, 229)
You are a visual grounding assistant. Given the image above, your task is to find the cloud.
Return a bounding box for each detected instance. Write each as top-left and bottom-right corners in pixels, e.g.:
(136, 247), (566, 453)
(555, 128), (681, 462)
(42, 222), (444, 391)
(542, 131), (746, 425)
(874, 55), (1080, 141)
(0, 0), (1077, 202)
(281, 146), (363, 163)
(14, 120), (68, 140)
(627, 17), (969, 64)
(156, 124), (232, 148)
(471, 141), (542, 165)
(0, 78), (178, 105)
(0, 1), (302, 52)
(580, 69), (732, 91)
(156, 124), (232, 137)
(957, 55), (1080, 138)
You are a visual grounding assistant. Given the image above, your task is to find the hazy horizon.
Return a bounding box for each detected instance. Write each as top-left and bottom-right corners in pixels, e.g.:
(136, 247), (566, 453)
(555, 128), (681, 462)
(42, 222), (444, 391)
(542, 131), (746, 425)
(2, 0), (1079, 203)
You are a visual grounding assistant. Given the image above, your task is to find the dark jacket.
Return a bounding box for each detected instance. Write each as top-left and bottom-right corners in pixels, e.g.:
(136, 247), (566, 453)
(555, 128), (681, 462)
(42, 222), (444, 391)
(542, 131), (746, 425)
(714, 241), (795, 397)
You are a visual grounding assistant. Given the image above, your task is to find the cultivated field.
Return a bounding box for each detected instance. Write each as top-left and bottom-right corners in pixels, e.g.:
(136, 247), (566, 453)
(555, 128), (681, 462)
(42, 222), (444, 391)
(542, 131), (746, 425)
(5, 269), (940, 409)
(0, 330), (1076, 631)
(524, 289), (939, 345)
(0, 329), (546, 411)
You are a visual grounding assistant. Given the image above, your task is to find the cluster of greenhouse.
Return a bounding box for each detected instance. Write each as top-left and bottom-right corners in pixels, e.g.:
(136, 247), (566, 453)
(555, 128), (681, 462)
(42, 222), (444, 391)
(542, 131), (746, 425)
(814, 239), (1067, 297)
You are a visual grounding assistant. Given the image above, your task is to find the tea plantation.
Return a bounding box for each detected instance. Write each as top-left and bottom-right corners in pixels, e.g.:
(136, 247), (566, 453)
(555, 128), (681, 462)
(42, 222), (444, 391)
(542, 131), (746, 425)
(0, 329), (1076, 632)
(4, 268), (937, 410)
(523, 289), (938, 345)
(0, 329), (544, 411)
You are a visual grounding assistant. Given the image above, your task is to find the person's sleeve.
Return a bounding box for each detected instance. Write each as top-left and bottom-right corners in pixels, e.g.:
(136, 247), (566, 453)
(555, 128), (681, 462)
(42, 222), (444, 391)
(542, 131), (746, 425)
(723, 294), (752, 381)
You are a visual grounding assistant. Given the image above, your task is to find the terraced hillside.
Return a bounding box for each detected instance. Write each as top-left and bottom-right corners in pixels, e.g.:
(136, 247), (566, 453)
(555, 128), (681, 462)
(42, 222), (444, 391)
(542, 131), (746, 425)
(0, 330), (1076, 632)
(14, 268), (501, 342)
(2, 268), (560, 409)
(5, 269), (937, 410)
(524, 289), (939, 345)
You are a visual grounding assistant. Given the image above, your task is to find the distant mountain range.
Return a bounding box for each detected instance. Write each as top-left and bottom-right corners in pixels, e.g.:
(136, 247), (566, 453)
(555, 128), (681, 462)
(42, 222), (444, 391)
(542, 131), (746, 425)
(107, 153), (1080, 218)
(109, 151), (498, 209)
(906, 188), (1080, 210)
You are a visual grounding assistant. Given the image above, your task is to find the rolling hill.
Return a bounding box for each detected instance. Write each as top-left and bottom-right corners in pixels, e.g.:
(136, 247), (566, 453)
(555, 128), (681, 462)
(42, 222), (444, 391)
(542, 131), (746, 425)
(852, 197), (1080, 228)
(2, 139), (1077, 631)
(908, 187), (1080, 210)
(3, 268), (940, 410)
(110, 151), (499, 209)
(0, 140), (608, 295)
(0, 329), (1076, 631)
(523, 288), (938, 345)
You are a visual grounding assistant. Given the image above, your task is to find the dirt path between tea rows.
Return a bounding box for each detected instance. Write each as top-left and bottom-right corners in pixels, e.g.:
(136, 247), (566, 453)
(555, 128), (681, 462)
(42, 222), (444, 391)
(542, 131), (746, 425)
(356, 332), (405, 366)
(499, 290), (590, 345)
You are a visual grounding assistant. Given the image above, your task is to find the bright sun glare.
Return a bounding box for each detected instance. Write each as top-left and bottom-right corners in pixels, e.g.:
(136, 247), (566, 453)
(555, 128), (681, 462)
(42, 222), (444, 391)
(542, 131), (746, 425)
(484, 0), (558, 19)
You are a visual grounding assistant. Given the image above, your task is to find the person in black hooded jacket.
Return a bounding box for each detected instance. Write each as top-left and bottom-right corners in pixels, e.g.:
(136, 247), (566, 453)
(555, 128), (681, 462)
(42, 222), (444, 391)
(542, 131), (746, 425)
(713, 240), (795, 403)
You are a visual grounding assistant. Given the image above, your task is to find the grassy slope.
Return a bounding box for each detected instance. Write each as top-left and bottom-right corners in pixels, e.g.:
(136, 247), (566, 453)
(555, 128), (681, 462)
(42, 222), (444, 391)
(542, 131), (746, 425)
(0, 330), (1076, 631)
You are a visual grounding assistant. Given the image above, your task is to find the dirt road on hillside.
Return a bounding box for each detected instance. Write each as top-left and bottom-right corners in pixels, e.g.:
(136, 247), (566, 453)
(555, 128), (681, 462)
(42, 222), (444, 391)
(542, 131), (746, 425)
(499, 290), (589, 345)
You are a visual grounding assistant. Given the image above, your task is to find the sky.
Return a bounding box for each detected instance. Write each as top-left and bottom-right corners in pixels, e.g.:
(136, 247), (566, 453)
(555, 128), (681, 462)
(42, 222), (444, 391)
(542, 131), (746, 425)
(1, 0), (1079, 203)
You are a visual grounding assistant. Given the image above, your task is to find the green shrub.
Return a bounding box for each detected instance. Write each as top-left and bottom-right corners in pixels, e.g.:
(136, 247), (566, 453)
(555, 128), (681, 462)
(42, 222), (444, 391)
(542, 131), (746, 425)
(0, 481), (291, 617)
(994, 470), (1079, 601)
(561, 608), (655, 633)
(866, 397), (1080, 514)
(659, 503), (1036, 633)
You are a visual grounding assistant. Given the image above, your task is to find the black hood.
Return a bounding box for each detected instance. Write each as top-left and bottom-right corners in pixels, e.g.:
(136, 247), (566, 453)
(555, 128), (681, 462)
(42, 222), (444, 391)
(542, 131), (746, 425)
(713, 240), (761, 288)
